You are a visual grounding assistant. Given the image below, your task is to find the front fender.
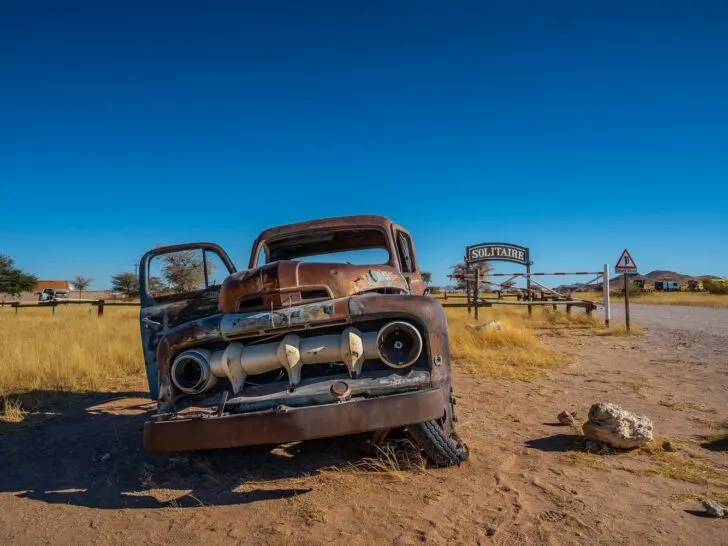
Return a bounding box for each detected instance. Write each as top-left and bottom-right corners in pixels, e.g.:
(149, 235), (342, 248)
(348, 294), (452, 387)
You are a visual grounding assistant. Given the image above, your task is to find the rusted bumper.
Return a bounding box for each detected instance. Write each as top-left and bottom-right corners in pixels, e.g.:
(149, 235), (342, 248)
(143, 386), (447, 452)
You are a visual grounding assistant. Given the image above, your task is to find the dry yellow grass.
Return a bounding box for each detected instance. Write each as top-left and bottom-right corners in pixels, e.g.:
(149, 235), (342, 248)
(0, 305), (143, 398)
(609, 292), (728, 308)
(633, 442), (728, 488)
(566, 435), (728, 495)
(445, 307), (571, 380)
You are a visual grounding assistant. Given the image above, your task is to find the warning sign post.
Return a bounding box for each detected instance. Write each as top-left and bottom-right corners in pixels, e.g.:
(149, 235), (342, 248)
(615, 249), (638, 332)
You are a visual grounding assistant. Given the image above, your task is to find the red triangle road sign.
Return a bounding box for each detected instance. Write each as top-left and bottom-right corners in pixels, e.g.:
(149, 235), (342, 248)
(615, 249), (638, 272)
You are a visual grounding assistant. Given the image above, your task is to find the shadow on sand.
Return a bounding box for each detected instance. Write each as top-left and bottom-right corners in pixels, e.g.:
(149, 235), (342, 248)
(0, 391), (379, 509)
(525, 434), (586, 453)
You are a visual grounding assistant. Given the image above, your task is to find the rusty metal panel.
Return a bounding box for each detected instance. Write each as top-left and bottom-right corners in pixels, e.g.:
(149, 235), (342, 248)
(219, 262), (408, 313)
(143, 386), (447, 452)
(172, 370), (433, 414)
(219, 298), (351, 339)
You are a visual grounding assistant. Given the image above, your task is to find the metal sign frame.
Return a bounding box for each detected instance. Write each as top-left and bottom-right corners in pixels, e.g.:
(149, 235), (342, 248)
(464, 242), (533, 318)
(614, 248), (637, 273)
(466, 242), (530, 267)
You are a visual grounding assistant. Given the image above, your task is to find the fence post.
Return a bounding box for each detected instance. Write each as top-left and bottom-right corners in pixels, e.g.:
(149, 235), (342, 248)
(602, 263), (611, 328)
(465, 260), (472, 315)
(14, 303), (19, 315)
(97, 299), (105, 317)
(474, 268), (480, 321)
(526, 262), (533, 318)
(52, 302), (57, 316)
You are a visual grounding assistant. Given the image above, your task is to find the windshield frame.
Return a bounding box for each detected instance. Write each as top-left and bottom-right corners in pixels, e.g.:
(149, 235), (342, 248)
(249, 226), (399, 269)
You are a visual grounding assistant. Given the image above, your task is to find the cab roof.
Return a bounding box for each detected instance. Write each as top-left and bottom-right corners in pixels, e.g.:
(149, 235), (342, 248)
(253, 215), (397, 243)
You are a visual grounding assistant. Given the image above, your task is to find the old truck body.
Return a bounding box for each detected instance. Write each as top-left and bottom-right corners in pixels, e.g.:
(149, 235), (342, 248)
(139, 215), (467, 466)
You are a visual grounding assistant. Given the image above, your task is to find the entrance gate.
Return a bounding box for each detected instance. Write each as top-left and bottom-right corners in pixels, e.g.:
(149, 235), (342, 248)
(450, 242), (611, 326)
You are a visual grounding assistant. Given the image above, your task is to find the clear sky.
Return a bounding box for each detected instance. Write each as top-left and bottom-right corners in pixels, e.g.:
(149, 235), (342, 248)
(2, 1), (727, 289)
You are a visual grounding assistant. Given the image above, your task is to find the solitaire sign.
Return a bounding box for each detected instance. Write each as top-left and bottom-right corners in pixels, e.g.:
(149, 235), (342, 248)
(615, 249), (637, 274)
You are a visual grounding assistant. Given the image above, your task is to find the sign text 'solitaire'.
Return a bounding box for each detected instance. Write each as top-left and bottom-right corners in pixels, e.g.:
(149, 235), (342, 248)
(466, 243), (530, 266)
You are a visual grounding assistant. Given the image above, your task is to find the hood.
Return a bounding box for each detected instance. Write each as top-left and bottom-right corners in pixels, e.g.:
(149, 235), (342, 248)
(219, 260), (408, 313)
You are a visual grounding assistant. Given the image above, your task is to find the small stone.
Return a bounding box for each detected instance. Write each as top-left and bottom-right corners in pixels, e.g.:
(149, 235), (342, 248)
(485, 525), (497, 536)
(662, 440), (677, 452)
(584, 439), (601, 453)
(702, 499), (727, 518)
(557, 410), (577, 426)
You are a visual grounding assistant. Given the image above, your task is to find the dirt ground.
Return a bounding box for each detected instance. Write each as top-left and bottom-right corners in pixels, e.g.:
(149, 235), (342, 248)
(1, 305), (727, 545)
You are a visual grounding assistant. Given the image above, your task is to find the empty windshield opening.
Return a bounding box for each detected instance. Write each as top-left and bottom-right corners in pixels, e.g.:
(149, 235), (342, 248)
(261, 228), (391, 266)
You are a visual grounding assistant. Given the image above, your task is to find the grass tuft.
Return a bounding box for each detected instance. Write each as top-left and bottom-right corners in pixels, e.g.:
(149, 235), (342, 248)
(1, 396), (27, 423)
(632, 442), (728, 487)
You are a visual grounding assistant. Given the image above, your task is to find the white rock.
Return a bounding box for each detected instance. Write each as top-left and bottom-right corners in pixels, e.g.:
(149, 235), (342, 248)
(466, 320), (502, 332)
(581, 403), (653, 449)
(702, 499), (728, 518)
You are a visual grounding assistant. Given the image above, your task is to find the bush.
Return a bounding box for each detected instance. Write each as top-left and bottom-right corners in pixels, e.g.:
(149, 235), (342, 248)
(704, 279), (728, 295)
(612, 284), (644, 298)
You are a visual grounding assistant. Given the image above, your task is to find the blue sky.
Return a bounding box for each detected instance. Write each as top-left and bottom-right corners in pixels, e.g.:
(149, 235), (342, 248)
(2, 1), (727, 289)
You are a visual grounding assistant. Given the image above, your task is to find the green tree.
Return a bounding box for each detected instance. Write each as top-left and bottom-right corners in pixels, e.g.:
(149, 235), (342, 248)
(111, 272), (165, 299)
(149, 276), (166, 295)
(0, 255), (37, 298)
(421, 271), (432, 285)
(161, 250), (215, 293)
(111, 272), (140, 299)
(70, 275), (93, 299)
(449, 262), (493, 291)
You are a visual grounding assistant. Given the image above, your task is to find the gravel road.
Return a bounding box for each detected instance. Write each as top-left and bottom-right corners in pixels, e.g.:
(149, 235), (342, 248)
(608, 303), (727, 363)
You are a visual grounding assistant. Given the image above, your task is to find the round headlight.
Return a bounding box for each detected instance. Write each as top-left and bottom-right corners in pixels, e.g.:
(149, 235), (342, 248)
(376, 321), (423, 368)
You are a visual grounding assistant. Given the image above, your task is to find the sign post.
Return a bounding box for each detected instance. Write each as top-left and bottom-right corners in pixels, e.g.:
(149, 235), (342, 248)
(465, 259), (472, 315)
(602, 264), (611, 328)
(526, 260), (533, 318)
(614, 249), (637, 332)
(474, 267), (480, 320)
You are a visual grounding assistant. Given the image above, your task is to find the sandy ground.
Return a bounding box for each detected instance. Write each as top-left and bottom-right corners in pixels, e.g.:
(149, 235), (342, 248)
(1, 305), (727, 545)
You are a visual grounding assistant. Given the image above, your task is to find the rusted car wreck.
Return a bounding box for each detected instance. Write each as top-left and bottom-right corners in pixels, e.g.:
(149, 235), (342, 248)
(139, 215), (468, 466)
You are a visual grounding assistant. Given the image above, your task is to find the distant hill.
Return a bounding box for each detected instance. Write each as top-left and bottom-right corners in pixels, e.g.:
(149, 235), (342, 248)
(643, 270), (693, 281)
(608, 270), (721, 285)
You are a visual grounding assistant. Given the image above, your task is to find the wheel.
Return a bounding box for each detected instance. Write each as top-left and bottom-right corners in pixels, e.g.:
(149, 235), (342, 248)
(408, 419), (469, 467)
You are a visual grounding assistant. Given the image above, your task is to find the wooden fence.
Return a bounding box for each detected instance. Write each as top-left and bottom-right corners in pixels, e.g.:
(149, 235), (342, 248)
(433, 292), (598, 316)
(0, 299), (140, 317)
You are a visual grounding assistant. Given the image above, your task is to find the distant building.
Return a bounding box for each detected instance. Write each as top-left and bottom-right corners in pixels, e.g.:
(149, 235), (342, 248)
(654, 279), (679, 292)
(33, 280), (70, 292)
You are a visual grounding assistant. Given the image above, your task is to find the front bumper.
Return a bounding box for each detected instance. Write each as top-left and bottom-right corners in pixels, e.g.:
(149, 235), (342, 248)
(143, 386), (447, 452)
